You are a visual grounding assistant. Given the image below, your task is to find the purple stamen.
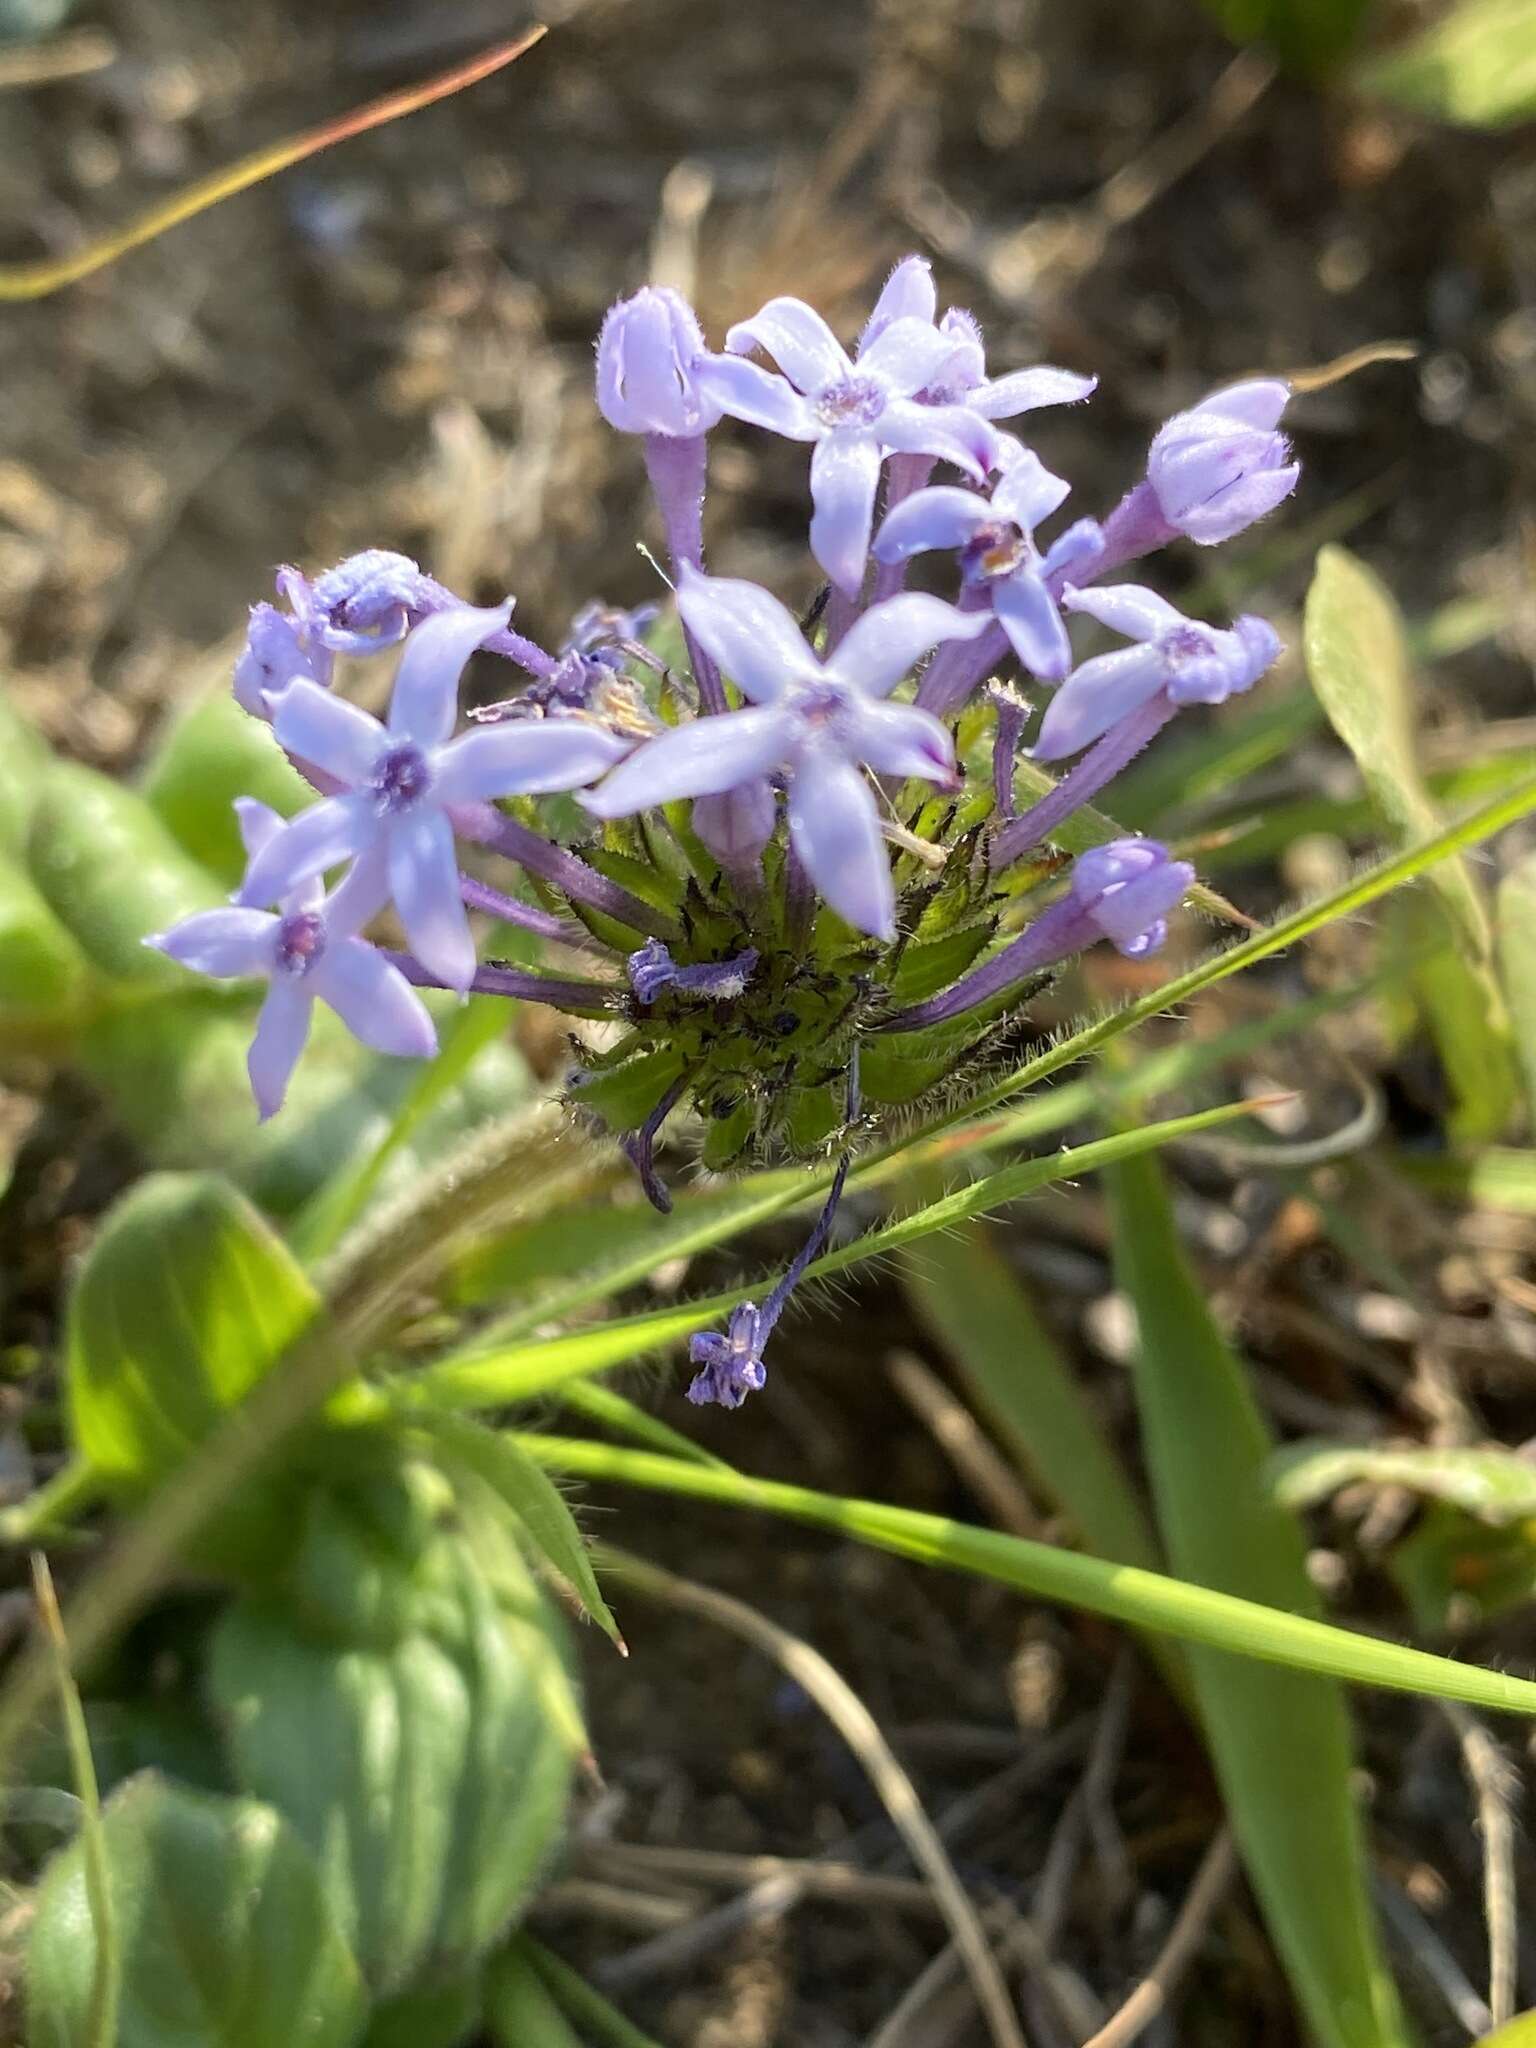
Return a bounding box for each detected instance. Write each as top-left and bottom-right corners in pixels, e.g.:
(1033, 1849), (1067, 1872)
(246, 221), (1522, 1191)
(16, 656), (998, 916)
(274, 911), (326, 977)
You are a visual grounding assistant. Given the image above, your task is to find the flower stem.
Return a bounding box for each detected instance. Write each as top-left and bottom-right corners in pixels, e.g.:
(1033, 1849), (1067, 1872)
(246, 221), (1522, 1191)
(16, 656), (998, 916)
(384, 948), (624, 1013)
(877, 896), (1089, 1033)
(869, 453), (937, 607)
(454, 803), (683, 942)
(990, 693), (1176, 871)
(643, 432), (727, 715)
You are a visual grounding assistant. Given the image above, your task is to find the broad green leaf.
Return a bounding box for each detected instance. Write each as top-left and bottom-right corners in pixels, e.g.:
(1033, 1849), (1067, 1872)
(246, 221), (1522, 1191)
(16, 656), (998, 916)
(210, 1529), (575, 1996)
(0, 857), (93, 1055)
(404, 1407), (623, 1647)
(1273, 1439), (1536, 1524)
(1108, 1149), (1406, 2048)
(0, 689), (51, 859)
(27, 1775), (366, 2048)
(898, 1213), (1160, 1574)
(1199, 0), (1371, 74)
(1362, 0), (1536, 127)
(484, 1946), (584, 2048)
(1477, 2017), (1536, 2048)
(361, 1975), (482, 2048)
(516, 1437), (1536, 1718)
(1497, 847), (1536, 1129)
(141, 683), (311, 886)
(1304, 544), (1516, 1140)
(65, 1173), (320, 1569)
(410, 1099), (1271, 1412)
(27, 760), (224, 989)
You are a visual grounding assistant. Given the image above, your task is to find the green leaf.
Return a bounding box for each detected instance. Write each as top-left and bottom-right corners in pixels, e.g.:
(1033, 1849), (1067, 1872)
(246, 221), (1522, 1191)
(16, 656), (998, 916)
(510, 1937), (667, 2048)
(141, 685), (312, 886)
(27, 1775), (367, 2048)
(0, 687), (52, 859)
(1107, 1149), (1407, 2048)
(1304, 543), (1517, 1140)
(65, 1174), (320, 1572)
(483, 1946), (584, 2048)
(360, 1974), (481, 2048)
(1391, 1505), (1536, 1632)
(1497, 846), (1536, 1130)
(1361, 0), (1536, 127)
(1477, 2016), (1536, 2048)
(209, 1528), (575, 1997)
(1392, 1146), (1536, 1211)
(516, 1437), (1536, 1718)
(1273, 1439), (1536, 1524)
(898, 1213), (1160, 1574)
(0, 856), (93, 1056)
(405, 1407), (624, 1647)
(1198, 0), (1371, 73)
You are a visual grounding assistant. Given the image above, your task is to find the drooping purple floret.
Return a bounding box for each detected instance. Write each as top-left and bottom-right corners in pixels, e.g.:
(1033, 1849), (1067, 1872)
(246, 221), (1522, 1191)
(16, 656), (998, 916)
(1147, 380), (1299, 546)
(582, 568), (988, 941)
(146, 799), (436, 1119)
(1033, 583), (1282, 761)
(235, 604), (632, 990)
(628, 938), (760, 1006)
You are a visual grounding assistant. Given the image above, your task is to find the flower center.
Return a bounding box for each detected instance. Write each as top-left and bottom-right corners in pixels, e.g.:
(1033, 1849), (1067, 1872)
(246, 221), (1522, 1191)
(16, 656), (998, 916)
(372, 743), (433, 813)
(814, 376), (886, 429)
(1158, 624), (1217, 673)
(962, 519), (1027, 582)
(795, 681), (850, 730)
(274, 911), (326, 978)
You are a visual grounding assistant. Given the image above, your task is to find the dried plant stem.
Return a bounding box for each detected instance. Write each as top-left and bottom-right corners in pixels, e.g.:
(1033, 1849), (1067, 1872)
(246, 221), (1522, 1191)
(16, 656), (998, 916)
(1078, 1830), (1238, 2048)
(1442, 1704), (1520, 2029)
(886, 1350), (1046, 1539)
(598, 1546), (1028, 2048)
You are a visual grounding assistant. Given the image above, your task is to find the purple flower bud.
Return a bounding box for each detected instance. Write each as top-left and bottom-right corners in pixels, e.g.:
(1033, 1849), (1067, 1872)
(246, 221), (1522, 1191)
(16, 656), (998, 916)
(561, 597), (662, 663)
(233, 602), (332, 717)
(1148, 380), (1299, 546)
(596, 287), (725, 438)
(1070, 838), (1193, 958)
(628, 938), (759, 1006)
(308, 549), (435, 654)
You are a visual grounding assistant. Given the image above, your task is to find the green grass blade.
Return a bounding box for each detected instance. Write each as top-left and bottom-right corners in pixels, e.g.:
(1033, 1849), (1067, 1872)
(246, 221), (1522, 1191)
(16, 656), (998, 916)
(409, 1099), (1268, 1410)
(1304, 543), (1516, 1140)
(1107, 1147), (1407, 2048)
(511, 1437), (1536, 1718)
(513, 1936), (667, 2048)
(1497, 846), (1536, 1132)
(1389, 1148), (1536, 1212)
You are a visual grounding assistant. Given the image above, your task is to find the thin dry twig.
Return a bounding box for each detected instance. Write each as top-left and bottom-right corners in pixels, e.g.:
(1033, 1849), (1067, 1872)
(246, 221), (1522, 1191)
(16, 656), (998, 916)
(1078, 1830), (1238, 2048)
(598, 1546), (1029, 2048)
(584, 1843), (941, 1917)
(1442, 1704), (1521, 2029)
(886, 1351), (1047, 1539)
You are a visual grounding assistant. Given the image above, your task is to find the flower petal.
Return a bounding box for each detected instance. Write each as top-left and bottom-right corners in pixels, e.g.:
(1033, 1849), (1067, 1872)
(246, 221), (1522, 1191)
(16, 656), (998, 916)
(858, 256), (936, 353)
(1032, 645), (1166, 761)
(785, 747), (894, 941)
(434, 721), (631, 801)
(388, 807), (476, 991)
(235, 793), (377, 908)
(234, 798), (285, 862)
(878, 399), (997, 479)
(840, 697), (957, 785)
(695, 355), (818, 438)
(859, 316), (966, 399)
(1040, 516), (1105, 585)
(1062, 582), (1186, 643)
(830, 591), (990, 699)
(322, 843), (392, 937)
(969, 366), (1097, 419)
(147, 906), (275, 979)
(581, 704), (792, 816)
(247, 981), (314, 1122)
(993, 570), (1072, 680)
(676, 567), (821, 703)
(693, 779), (777, 866)
(991, 448), (1071, 532)
(873, 485), (990, 564)
(1179, 462), (1299, 545)
(725, 296), (851, 392)
(273, 679), (385, 786)
(317, 939), (439, 1059)
(387, 601), (513, 748)
(1189, 377), (1290, 431)
(809, 434), (882, 597)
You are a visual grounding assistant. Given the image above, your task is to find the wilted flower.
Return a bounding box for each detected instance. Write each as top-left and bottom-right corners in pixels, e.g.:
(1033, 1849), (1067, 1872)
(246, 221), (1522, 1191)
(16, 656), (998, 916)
(1147, 380), (1299, 545)
(582, 568), (988, 939)
(629, 939), (759, 1005)
(236, 604), (631, 988)
(147, 800), (436, 1119)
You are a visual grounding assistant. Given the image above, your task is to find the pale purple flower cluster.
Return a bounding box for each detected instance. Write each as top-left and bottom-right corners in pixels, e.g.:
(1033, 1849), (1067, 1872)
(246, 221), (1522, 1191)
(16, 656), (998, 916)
(148, 254), (1301, 1401)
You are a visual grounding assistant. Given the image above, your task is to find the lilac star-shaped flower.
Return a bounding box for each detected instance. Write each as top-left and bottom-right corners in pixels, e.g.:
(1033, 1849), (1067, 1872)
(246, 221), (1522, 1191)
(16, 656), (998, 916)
(1069, 839), (1194, 959)
(234, 603), (632, 989)
(581, 568), (989, 941)
(701, 299), (1003, 597)
(1033, 584), (1282, 761)
(146, 800), (436, 1120)
(874, 448), (1103, 680)
(1148, 379), (1299, 546)
(860, 256), (1099, 419)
